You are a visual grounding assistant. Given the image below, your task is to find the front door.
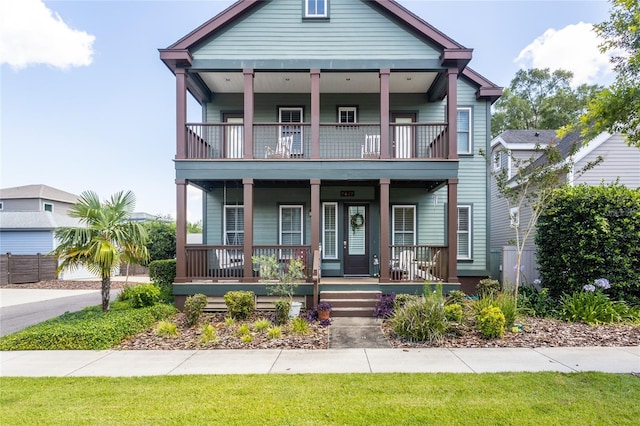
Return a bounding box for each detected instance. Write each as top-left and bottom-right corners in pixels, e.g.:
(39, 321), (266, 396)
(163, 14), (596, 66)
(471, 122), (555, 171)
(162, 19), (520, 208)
(344, 204), (369, 275)
(392, 113), (416, 158)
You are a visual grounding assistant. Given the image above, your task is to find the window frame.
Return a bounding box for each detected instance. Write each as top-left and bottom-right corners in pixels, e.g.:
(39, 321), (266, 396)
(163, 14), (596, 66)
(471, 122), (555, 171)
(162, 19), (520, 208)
(337, 106), (358, 124)
(391, 205), (417, 247)
(43, 202), (53, 213)
(509, 207), (519, 229)
(279, 205), (304, 246)
(304, 0), (328, 18)
(322, 202), (338, 260)
(223, 205), (244, 245)
(457, 107), (472, 154)
(457, 205), (472, 260)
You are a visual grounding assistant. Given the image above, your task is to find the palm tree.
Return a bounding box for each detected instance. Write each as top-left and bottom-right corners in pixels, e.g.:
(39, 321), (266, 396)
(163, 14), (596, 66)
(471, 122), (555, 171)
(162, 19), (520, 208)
(51, 190), (149, 311)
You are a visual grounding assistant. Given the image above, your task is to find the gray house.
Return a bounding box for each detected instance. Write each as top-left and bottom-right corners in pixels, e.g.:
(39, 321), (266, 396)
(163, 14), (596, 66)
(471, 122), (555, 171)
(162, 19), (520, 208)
(489, 130), (640, 284)
(160, 0), (502, 309)
(0, 185), (80, 255)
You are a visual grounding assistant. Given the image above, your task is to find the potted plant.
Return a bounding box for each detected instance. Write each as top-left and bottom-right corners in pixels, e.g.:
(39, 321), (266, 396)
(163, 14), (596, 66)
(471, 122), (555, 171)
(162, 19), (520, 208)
(316, 301), (333, 320)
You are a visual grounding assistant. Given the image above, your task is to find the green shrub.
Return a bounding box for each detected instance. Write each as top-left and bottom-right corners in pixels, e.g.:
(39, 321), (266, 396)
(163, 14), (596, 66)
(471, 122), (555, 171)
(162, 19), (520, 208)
(446, 290), (467, 306)
(123, 284), (161, 308)
(241, 334), (253, 343)
(391, 297), (447, 343)
(149, 259), (176, 293)
(518, 286), (557, 318)
(473, 293), (517, 329)
(476, 278), (501, 298)
(224, 317), (236, 327)
(290, 317), (309, 335)
(183, 294), (207, 327)
(0, 303), (177, 350)
(156, 320), (179, 337)
(394, 294), (420, 309)
(478, 306), (505, 338)
(560, 290), (633, 325)
(253, 319), (272, 332)
(274, 299), (291, 325)
(223, 291), (255, 320)
(536, 183), (640, 303)
(200, 324), (217, 344)
(266, 326), (282, 339)
(444, 303), (463, 323)
(236, 323), (251, 337)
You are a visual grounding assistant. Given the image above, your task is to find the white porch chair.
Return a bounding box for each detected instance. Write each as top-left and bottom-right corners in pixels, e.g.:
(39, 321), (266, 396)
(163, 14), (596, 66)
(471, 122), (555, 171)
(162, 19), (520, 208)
(265, 136), (293, 158)
(215, 249), (244, 270)
(361, 134), (380, 159)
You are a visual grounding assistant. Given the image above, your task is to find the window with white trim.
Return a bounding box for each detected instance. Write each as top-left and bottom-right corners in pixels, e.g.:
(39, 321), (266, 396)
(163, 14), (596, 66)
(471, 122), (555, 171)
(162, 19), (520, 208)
(322, 202), (338, 259)
(224, 206), (244, 245)
(392, 206), (416, 246)
(280, 205), (304, 245)
(457, 205), (471, 259)
(305, 0), (328, 18)
(44, 202), (53, 212)
(457, 108), (472, 154)
(338, 107), (357, 124)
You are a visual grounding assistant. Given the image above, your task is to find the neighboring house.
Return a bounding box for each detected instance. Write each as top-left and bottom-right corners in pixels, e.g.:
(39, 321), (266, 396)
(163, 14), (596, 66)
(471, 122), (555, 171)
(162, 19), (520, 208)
(0, 184), (79, 215)
(160, 0), (502, 307)
(489, 130), (640, 284)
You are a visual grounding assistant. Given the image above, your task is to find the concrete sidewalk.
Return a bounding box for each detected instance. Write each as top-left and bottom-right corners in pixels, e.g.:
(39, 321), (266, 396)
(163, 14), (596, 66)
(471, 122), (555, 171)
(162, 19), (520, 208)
(1, 346), (638, 377)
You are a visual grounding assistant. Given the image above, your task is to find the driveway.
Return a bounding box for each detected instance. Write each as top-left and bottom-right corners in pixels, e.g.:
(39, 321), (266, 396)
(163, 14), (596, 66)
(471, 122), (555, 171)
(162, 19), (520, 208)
(0, 288), (121, 337)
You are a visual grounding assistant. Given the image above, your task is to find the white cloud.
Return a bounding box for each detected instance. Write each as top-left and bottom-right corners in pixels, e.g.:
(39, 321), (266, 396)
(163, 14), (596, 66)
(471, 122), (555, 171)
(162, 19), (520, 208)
(515, 22), (614, 86)
(0, 0), (95, 70)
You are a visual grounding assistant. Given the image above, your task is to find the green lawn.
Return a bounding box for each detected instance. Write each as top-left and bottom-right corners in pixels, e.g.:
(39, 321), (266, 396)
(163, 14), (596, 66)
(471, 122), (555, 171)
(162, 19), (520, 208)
(1, 372), (638, 425)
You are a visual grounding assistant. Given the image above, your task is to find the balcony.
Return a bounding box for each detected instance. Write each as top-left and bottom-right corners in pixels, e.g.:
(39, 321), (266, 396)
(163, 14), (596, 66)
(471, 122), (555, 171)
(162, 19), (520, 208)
(185, 122), (449, 160)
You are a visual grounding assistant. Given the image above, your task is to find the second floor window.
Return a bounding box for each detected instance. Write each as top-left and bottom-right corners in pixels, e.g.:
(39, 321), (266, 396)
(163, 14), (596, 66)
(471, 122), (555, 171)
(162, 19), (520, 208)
(44, 202), (53, 212)
(338, 107), (357, 124)
(305, 0), (328, 18)
(457, 108), (472, 154)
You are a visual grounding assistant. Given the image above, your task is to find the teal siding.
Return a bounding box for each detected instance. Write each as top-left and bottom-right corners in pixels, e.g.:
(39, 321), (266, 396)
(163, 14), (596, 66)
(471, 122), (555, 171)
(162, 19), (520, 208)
(193, 0), (440, 62)
(455, 79), (490, 272)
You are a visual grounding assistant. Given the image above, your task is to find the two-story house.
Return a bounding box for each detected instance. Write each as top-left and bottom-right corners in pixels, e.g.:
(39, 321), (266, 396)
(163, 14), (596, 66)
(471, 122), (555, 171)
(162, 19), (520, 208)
(160, 0), (502, 310)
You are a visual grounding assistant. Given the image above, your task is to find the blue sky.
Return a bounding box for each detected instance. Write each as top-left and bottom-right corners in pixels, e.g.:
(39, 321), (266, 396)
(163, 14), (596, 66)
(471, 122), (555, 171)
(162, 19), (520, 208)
(1, 0), (613, 222)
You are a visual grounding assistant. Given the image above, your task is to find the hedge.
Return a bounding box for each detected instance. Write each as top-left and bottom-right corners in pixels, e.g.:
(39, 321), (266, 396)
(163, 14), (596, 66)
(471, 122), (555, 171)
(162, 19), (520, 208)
(535, 183), (640, 303)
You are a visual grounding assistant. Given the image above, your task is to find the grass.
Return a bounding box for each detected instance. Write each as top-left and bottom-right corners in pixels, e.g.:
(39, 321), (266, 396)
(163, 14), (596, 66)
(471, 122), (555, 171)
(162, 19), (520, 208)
(0, 373), (638, 425)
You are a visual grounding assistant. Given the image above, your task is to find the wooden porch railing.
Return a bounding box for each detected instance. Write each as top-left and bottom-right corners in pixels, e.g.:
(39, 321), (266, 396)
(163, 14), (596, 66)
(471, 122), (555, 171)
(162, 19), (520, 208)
(185, 123), (448, 160)
(185, 245), (312, 281)
(388, 245), (448, 282)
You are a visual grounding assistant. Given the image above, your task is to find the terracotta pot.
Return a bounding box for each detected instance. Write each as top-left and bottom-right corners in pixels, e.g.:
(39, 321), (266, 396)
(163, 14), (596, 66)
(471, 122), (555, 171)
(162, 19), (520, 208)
(317, 309), (331, 320)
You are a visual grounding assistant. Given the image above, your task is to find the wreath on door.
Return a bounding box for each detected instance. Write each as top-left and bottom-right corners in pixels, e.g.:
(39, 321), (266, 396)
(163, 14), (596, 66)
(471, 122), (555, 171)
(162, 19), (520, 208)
(350, 212), (365, 233)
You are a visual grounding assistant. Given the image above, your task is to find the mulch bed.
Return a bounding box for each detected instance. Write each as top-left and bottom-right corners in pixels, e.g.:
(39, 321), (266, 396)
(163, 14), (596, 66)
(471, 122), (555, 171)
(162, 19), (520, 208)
(4, 280), (639, 349)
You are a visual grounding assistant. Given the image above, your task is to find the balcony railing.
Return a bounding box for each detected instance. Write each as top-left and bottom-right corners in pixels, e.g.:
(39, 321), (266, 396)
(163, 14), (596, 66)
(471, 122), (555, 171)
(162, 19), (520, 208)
(185, 245), (312, 281)
(185, 244), (447, 282)
(389, 245), (448, 282)
(185, 123), (448, 160)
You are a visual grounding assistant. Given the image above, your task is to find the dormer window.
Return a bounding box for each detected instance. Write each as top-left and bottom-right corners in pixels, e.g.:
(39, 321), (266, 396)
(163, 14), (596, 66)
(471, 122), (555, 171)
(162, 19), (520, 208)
(305, 0), (328, 18)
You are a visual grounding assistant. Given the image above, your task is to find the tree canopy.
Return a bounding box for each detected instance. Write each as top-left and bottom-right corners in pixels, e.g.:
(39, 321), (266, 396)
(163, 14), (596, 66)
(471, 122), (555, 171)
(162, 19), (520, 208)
(577, 0), (640, 148)
(492, 68), (602, 137)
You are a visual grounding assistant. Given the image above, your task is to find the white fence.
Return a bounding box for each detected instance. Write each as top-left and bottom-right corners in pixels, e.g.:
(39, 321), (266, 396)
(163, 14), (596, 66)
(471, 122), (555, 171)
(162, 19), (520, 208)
(501, 246), (540, 287)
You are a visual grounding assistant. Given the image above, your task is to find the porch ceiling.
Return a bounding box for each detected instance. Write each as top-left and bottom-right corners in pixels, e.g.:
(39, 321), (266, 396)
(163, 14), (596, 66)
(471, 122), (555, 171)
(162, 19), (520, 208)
(199, 71), (437, 94)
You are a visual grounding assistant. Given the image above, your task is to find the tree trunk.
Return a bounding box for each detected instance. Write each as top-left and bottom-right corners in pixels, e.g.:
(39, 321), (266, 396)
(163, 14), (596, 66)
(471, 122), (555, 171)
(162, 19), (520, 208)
(101, 276), (111, 312)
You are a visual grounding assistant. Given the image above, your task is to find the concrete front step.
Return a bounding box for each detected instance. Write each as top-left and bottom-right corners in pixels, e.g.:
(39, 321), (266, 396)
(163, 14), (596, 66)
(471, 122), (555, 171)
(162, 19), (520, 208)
(331, 307), (376, 317)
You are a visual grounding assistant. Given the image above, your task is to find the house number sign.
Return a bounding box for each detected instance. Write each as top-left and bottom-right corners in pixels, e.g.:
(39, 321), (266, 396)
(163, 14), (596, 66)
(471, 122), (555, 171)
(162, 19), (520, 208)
(340, 191), (355, 197)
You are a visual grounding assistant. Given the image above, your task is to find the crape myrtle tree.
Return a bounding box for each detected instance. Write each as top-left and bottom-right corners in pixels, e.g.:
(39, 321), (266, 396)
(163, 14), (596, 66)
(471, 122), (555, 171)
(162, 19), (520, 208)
(51, 190), (149, 312)
(577, 0), (640, 148)
(482, 143), (601, 301)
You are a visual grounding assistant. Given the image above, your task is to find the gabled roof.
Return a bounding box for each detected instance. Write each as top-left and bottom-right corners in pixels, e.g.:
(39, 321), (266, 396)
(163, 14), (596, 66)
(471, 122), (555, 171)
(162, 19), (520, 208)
(159, 0), (501, 98)
(0, 184), (79, 204)
(0, 211), (81, 230)
(491, 130), (560, 151)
